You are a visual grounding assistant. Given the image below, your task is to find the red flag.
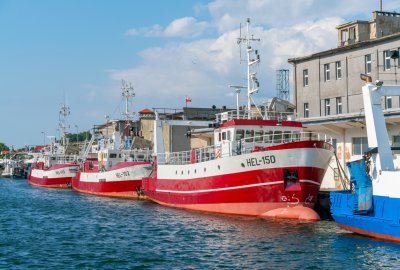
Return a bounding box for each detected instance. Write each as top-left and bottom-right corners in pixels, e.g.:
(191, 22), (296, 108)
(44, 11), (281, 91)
(185, 96), (192, 103)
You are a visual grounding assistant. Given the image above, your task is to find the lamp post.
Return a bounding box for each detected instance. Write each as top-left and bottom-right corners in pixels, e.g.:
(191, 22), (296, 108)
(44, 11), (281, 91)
(41, 131), (45, 146)
(75, 125), (79, 146)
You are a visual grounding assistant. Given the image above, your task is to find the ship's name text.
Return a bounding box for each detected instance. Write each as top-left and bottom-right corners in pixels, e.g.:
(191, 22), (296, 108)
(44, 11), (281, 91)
(246, 155), (276, 167)
(116, 171), (130, 178)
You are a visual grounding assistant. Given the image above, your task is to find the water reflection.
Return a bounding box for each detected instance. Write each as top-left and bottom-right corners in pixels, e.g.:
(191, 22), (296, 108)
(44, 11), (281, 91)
(1, 178), (399, 269)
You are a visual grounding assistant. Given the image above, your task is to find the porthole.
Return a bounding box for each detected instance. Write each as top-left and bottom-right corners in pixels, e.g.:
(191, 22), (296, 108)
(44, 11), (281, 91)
(195, 169), (197, 173)
(175, 170), (178, 175)
(188, 170), (190, 174)
(181, 171), (183, 175)
(218, 165), (220, 170)
(204, 168), (206, 172)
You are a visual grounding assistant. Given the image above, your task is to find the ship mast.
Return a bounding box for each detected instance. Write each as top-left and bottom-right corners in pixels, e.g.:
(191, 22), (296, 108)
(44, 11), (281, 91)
(120, 80), (135, 141)
(59, 100), (70, 147)
(237, 18), (260, 119)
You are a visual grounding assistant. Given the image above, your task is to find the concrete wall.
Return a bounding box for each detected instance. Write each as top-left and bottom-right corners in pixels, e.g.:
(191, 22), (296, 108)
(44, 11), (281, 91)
(140, 119), (154, 141)
(293, 37), (400, 118)
(375, 11), (400, 38)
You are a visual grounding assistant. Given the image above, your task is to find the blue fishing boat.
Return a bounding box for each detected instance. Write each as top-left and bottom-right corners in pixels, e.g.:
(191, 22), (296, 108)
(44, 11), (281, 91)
(331, 74), (400, 242)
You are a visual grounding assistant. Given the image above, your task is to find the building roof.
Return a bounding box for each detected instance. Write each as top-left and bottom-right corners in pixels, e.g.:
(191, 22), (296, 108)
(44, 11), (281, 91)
(336, 20), (369, 29)
(288, 32), (400, 64)
(139, 108), (153, 113)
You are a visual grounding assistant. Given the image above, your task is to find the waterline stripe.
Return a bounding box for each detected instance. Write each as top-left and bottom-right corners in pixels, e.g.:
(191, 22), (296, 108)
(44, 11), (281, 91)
(156, 181), (284, 194)
(156, 179), (321, 194)
(299, 180), (321, 186)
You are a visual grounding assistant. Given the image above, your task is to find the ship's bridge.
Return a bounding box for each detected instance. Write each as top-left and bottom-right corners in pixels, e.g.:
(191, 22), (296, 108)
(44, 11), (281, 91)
(213, 109), (304, 158)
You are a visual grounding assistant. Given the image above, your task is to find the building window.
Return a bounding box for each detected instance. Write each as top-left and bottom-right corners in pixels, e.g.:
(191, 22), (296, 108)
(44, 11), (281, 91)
(335, 61), (341, 79)
(393, 135), (400, 154)
(303, 69), (309, 87)
(331, 138), (337, 152)
(352, 137), (369, 155)
(336, 97), (342, 114)
(386, 96), (392, 109)
(324, 64), (330, 81)
(349, 27), (356, 43)
(341, 30), (348, 45)
(365, 54), (372, 74)
(304, 103), (309, 118)
(384, 50), (391, 71)
(324, 99), (330, 116)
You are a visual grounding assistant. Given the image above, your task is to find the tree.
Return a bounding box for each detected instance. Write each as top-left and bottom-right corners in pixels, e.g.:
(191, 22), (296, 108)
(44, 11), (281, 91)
(0, 142), (9, 152)
(65, 131), (92, 143)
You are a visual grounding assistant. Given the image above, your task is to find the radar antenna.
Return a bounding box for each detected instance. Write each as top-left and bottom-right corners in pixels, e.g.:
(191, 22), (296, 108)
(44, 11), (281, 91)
(236, 18), (262, 119)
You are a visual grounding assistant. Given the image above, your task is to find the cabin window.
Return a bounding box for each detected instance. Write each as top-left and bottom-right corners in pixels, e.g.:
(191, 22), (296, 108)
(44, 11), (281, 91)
(222, 132), (226, 140)
(263, 131), (273, 143)
(255, 130), (264, 142)
(245, 130), (254, 142)
(273, 131), (282, 143)
(109, 153), (117, 158)
(292, 131), (301, 142)
(218, 133), (221, 142)
(283, 131), (292, 142)
(236, 129), (244, 140)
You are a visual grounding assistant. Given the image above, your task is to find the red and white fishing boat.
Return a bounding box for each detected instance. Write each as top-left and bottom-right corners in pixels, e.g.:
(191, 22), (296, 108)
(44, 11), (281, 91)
(72, 81), (152, 199)
(142, 19), (334, 220)
(28, 103), (79, 188)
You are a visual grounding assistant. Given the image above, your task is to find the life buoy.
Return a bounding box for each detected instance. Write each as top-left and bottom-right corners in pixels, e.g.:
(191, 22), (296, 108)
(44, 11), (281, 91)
(215, 148), (221, 159)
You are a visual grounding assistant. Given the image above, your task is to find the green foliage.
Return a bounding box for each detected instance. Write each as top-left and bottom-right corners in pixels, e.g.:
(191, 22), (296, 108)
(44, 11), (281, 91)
(0, 142), (9, 152)
(65, 131), (92, 143)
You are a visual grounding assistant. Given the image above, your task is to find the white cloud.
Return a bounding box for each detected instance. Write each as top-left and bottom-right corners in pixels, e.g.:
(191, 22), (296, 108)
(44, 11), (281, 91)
(113, 14), (342, 109)
(115, 0), (400, 110)
(125, 17), (208, 38)
(207, 0), (380, 32)
(164, 17), (208, 37)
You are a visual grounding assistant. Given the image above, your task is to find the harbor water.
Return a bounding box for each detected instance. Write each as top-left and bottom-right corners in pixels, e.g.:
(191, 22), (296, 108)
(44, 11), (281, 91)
(1, 178), (399, 269)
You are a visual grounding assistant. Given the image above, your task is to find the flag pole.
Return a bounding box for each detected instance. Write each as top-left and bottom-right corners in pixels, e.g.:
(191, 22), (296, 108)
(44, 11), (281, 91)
(185, 97), (187, 120)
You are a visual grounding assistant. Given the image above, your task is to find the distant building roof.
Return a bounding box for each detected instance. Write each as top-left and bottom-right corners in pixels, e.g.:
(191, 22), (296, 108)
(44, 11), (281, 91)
(139, 108), (154, 114)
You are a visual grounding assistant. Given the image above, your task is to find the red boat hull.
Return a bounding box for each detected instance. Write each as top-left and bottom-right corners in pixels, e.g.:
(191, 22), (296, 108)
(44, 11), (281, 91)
(143, 141), (333, 220)
(28, 164), (78, 188)
(72, 161), (151, 199)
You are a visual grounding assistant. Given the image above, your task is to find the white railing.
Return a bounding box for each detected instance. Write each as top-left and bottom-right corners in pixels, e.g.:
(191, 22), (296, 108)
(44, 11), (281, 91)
(215, 109), (296, 123)
(80, 134), (95, 161)
(48, 154), (78, 165)
(157, 131), (332, 165)
(121, 149), (153, 162)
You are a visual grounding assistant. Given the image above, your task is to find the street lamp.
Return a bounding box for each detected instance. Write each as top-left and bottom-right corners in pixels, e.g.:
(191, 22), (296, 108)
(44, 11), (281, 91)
(41, 131), (45, 146)
(75, 125), (79, 146)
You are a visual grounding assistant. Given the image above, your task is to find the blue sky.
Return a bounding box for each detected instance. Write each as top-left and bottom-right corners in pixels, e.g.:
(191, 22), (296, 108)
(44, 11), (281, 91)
(1, 0), (399, 148)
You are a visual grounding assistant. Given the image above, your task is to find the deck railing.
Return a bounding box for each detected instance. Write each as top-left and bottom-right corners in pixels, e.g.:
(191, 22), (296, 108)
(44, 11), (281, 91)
(215, 109), (296, 123)
(121, 149), (153, 162)
(49, 154), (79, 164)
(157, 131), (332, 165)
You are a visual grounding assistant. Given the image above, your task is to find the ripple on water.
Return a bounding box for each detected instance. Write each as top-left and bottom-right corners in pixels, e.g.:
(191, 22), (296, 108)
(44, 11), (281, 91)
(1, 179), (400, 269)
